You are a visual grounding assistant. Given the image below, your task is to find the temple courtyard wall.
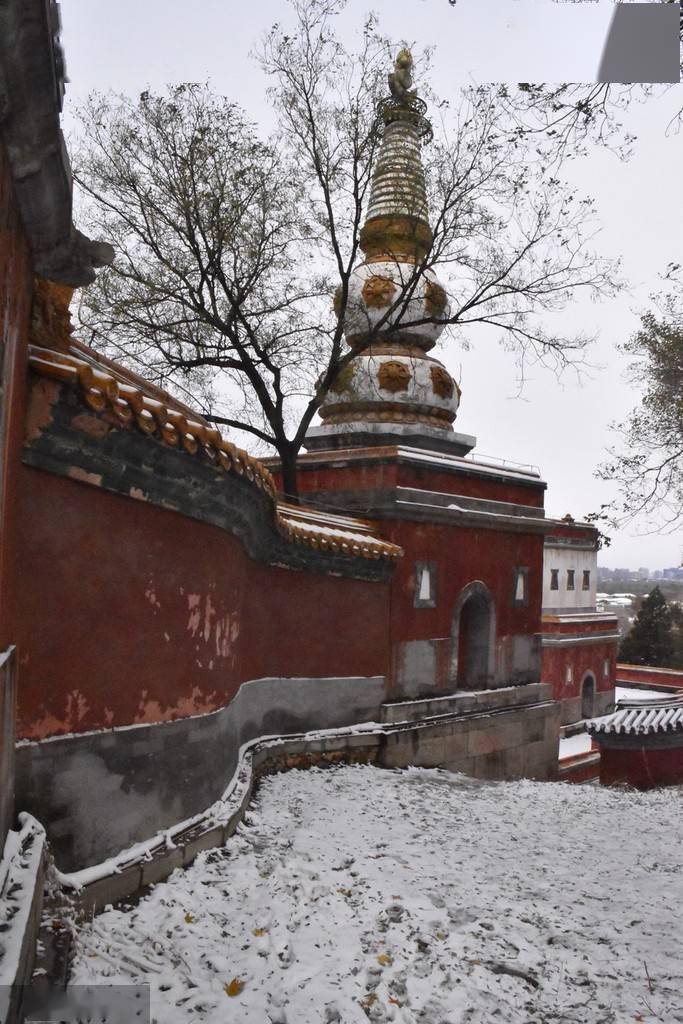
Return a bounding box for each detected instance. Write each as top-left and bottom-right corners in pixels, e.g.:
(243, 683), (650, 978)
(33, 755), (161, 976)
(12, 374), (561, 871)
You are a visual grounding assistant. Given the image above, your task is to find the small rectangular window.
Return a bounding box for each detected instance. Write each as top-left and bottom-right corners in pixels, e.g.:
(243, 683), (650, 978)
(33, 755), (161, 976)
(550, 569), (559, 591)
(603, 658), (610, 678)
(566, 665), (573, 685)
(414, 561), (437, 608)
(567, 569), (575, 590)
(582, 570), (591, 591)
(513, 567), (529, 606)
(418, 567), (431, 602)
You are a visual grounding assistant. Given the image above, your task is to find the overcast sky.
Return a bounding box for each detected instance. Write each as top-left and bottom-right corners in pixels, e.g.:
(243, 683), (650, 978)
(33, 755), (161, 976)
(59, 0), (682, 569)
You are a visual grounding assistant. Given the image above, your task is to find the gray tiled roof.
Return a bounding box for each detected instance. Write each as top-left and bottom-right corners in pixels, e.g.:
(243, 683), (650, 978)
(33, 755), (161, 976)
(588, 694), (683, 736)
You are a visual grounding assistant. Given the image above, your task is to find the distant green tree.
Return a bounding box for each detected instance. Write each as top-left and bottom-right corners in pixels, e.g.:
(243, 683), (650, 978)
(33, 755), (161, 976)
(598, 275), (683, 532)
(619, 586), (676, 667)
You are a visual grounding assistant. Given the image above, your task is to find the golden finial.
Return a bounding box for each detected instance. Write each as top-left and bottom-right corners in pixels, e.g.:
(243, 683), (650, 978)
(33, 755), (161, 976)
(388, 49), (416, 104)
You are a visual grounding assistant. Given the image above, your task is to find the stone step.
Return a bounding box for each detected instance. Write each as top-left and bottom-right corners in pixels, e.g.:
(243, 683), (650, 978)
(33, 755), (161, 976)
(380, 682), (553, 725)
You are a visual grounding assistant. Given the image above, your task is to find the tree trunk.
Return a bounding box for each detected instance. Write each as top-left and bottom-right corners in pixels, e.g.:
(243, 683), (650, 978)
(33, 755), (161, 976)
(278, 445), (300, 504)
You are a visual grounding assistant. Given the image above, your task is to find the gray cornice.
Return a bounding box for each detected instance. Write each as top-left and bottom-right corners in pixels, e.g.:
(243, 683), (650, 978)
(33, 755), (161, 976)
(0, 0), (113, 285)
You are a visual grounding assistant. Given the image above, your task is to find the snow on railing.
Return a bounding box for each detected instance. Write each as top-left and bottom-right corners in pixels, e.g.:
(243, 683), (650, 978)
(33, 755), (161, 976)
(463, 452), (541, 477)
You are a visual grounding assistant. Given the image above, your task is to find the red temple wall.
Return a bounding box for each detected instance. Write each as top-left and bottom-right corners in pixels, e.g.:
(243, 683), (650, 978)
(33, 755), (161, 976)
(13, 465), (391, 740)
(287, 460), (546, 508)
(0, 140), (33, 650)
(542, 642), (616, 702)
(543, 617), (619, 636)
(384, 519), (543, 645)
(394, 464), (545, 507)
(600, 745), (683, 789)
(288, 460), (399, 497)
(615, 664), (683, 689)
(239, 562), (389, 686)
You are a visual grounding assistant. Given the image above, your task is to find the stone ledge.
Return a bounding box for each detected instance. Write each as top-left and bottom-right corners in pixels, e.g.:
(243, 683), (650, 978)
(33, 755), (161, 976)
(0, 815), (48, 1024)
(381, 682), (552, 725)
(52, 699), (560, 919)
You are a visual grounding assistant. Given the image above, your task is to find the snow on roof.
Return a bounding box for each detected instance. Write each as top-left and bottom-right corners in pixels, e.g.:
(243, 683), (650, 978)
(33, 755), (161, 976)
(588, 693), (683, 736)
(277, 503), (402, 560)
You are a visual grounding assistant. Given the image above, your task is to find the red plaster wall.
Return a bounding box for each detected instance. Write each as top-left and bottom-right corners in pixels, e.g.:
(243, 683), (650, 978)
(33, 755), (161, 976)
(13, 465), (391, 739)
(0, 140), (33, 649)
(282, 460), (399, 497)
(240, 563), (389, 686)
(616, 664), (683, 689)
(385, 519), (543, 643)
(290, 459), (546, 508)
(542, 616), (618, 637)
(378, 518), (544, 692)
(395, 464), (545, 507)
(600, 745), (683, 789)
(542, 642), (616, 703)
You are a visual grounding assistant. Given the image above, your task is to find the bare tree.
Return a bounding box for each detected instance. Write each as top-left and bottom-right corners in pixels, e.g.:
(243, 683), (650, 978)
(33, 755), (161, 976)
(73, 0), (619, 499)
(597, 267), (683, 535)
(493, 0), (683, 164)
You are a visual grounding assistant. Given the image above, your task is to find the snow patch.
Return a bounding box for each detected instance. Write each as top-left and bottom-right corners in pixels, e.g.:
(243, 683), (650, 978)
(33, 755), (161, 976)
(71, 766), (683, 1022)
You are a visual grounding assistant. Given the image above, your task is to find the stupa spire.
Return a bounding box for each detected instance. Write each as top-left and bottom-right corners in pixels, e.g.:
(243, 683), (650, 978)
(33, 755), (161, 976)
(360, 49), (433, 263)
(305, 49), (475, 458)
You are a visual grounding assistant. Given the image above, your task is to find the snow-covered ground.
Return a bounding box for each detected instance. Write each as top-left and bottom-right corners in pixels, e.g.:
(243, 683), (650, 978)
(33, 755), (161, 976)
(558, 733), (593, 759)
(71, 765), (683, 1023)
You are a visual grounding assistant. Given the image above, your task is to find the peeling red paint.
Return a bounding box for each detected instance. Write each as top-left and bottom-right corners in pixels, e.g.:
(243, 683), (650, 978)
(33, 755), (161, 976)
(70, 412), (111, 439)
(13, 467), (388, 739)
(131, 687), (221, 725)
(67, 466), (103, 486)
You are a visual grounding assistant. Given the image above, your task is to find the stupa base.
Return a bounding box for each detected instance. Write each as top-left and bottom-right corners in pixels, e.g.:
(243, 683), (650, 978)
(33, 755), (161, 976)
(304, 421), (477, 456)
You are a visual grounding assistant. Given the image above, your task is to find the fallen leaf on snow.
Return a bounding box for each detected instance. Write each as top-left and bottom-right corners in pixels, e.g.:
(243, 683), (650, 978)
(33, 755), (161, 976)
(224, 978), (245, 996)
(184, 912), (194, 924)
(377, 953), (393, 966)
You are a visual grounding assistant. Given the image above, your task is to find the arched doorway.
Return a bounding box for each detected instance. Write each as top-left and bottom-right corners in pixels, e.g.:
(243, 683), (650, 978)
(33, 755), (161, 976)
(451, 582), (496, 690)
(581, 673), (595, 719)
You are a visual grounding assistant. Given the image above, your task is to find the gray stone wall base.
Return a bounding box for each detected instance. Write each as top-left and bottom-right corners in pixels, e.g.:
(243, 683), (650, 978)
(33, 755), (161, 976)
(382, 682), (553, 724)
(381, 700), (559, 782)
(16, 675), (386, 872)
(560, 688), (615, 726)
(394, 640), (544, 700)
(560, 696), (582, 726)
(40, 696), (561, 920)
(593, 690), (615, 718)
